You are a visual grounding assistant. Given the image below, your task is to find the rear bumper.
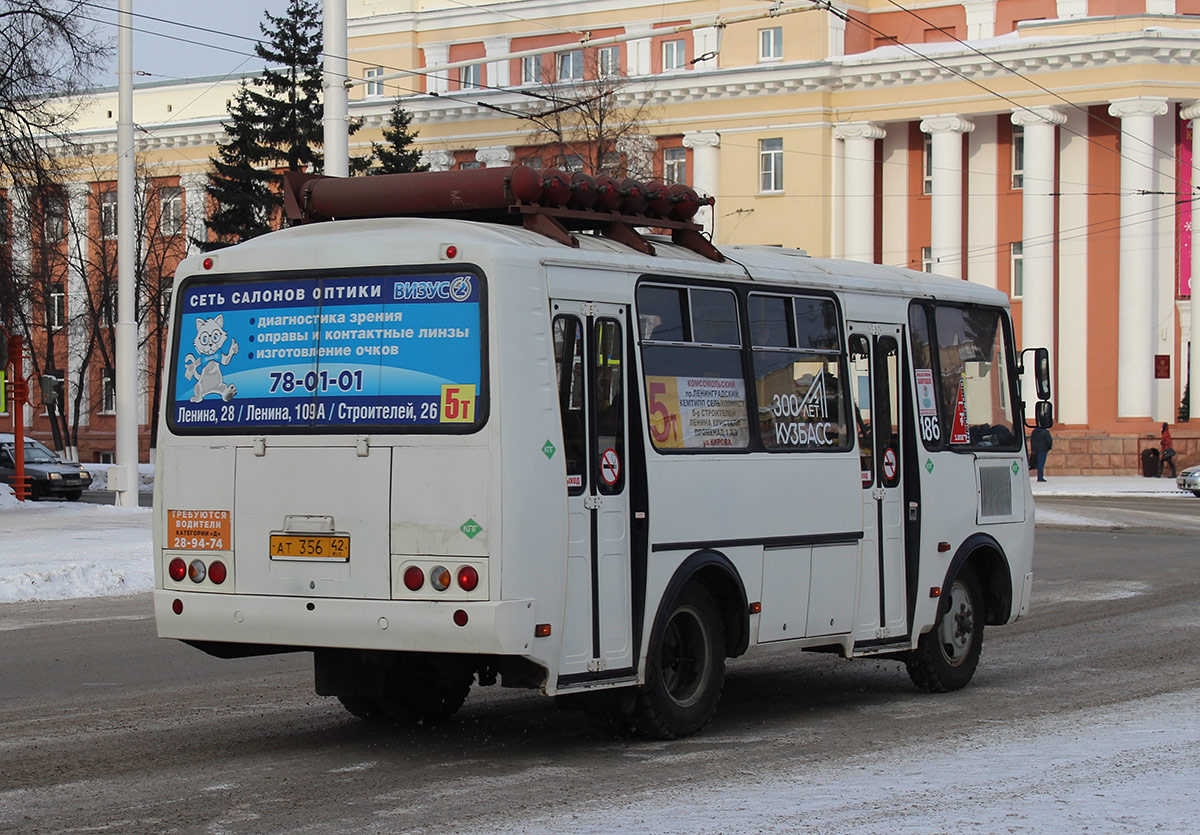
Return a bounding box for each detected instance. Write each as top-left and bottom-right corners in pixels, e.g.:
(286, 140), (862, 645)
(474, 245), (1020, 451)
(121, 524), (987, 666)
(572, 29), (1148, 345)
(154, 590), (537, 656)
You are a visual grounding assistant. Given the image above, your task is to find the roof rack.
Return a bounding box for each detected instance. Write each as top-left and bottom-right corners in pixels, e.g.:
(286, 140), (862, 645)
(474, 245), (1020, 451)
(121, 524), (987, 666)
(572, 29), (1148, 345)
(282, 165), (723, 263)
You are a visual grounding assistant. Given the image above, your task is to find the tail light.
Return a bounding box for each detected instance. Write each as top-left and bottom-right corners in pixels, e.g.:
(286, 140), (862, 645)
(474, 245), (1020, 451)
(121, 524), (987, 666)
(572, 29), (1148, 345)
(457, 566), (479, 591)
(168, 557), (187, 582)
(403, 565), (424, 591)
(208, 560), (227, 585)
(429, 565), (452, 592)
(188, 559), (206, 583)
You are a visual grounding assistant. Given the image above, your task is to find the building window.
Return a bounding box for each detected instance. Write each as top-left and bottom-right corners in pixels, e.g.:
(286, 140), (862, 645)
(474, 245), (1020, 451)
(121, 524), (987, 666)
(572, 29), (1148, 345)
(562, 154), (584, 173)
(519, 156), (544, 169)
(1011, 241), (1024, 297)
(364, 67), (384, 97)
(48, 283), (66, 328)
(558, 50), (584, 82)
(663, 146), (686, 184)
(459, 63), (482, 89)
(1011, 125), (1024, 189)
(662, 39), (686, 71)
(759, 138), (783, 193)
(44, 195), (66, 243)
(100, 191), (117, 240)
(921, 246), (933, 273)
(101, 367), (116, 414)
(159, 186), (183, 237)
(102, 278), (116, 325)
(98, 451), (115, 464)
(922, 134), (933, 196)
(460, 160), (482, 170)
(161, 286), (174, 321)
(521, 55), (542, 85)
(759, 27), (783, 61)
(598, 45), (620, 77)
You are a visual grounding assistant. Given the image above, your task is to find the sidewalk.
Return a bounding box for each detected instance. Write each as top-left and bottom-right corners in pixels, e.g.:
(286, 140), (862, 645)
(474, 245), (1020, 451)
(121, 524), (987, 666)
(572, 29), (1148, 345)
(1030, 475), (1193, 498)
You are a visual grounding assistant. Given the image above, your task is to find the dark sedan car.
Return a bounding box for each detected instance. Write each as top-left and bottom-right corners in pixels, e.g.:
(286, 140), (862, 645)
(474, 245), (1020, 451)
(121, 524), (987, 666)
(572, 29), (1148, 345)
(0, 433), (93, 500)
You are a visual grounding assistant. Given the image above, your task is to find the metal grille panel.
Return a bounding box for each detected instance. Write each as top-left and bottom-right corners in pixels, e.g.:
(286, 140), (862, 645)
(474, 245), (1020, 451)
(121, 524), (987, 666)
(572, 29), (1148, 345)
(979, 466), (1013, 518)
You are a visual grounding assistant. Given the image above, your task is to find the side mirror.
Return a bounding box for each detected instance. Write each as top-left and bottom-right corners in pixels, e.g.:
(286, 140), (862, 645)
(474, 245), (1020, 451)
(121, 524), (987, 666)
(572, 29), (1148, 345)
(1035, 399), (1054, 429)
(1033, 347), (1051, 401)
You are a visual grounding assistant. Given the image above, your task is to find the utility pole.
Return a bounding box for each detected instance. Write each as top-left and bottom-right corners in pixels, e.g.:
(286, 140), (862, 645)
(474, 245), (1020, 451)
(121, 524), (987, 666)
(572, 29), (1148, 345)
(115, 0), (139, 507)
(323, 0), (349, 177)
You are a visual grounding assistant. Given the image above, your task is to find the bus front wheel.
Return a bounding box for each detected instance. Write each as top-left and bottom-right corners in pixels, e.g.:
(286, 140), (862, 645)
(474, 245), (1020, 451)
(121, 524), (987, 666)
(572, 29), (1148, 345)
(633, 582), (726, 739)
(906, 564), (984, 692)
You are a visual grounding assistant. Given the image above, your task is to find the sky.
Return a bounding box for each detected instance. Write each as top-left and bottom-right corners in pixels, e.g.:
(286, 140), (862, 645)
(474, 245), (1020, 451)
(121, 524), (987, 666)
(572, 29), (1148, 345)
(90, 1), (294, 86)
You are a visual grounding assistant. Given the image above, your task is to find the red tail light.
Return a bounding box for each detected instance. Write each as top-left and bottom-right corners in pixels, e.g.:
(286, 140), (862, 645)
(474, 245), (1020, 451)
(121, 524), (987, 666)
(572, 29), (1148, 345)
(457, 566), (479, 591)
(168, 558), (187, 582)
(403, 566), (424, 591)
(208, 560), (227, 585)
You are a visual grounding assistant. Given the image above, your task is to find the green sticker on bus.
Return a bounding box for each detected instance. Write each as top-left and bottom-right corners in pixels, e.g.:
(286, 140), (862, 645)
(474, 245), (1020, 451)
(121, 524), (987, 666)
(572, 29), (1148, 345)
(542, 440), (556, 459)
(461, 519), (482, 539)
(925, 459), (934, 474)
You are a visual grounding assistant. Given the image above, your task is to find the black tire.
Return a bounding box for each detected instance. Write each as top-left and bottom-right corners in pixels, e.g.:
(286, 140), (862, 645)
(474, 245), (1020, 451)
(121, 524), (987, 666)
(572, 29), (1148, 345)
(376, 657), (474, 725)
(1191, 491), (1200, 498)
(633, 582), (726, 739)
(906, 563), (984, 692)
(63, 490), (83, 502)
(337, 695), (390, 722)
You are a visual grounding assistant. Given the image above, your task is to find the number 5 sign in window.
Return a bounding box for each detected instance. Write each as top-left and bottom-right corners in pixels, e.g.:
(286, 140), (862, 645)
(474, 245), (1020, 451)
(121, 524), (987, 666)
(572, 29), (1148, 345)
(440, 384), (476, 423)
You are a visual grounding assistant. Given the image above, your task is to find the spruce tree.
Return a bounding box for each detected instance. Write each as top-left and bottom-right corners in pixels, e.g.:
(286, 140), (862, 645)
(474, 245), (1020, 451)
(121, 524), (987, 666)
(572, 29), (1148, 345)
(372, 102), (429, 174)
(200, 0), (325, 248)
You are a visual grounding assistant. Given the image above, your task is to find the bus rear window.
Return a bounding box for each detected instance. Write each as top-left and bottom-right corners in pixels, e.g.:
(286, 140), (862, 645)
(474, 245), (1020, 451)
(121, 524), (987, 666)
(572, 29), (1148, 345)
(169, 271), (485, 433)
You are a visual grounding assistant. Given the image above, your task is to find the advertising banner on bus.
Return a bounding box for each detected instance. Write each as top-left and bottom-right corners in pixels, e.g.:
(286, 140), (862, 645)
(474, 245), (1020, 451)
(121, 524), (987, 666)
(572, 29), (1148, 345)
(170, 272), (483, 432)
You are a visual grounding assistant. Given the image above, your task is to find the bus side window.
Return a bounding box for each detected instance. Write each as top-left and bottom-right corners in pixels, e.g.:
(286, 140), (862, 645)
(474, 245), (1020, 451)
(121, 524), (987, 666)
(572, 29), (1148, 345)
(554, 315), (587, 494)
(594, 318), (624, 494)
(850, 334), (873, 487)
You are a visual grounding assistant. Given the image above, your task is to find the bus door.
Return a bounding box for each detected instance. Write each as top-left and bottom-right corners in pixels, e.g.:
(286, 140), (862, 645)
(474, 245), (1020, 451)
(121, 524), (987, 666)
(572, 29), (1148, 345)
(552, 302), (633, 680)
(848, 324), (908, 641)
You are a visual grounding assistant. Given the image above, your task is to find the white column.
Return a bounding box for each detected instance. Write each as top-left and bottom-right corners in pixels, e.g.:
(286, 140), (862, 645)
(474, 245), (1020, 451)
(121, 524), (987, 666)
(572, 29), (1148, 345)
(1109, 97), (1168, 418)
(476, 146), (514, 168)
(1145, 0), (1175, 13)
(683, 130), (720, 240)
(920, 115), (974, 279)
(966, 117), (998, 289)
(827, 3), (846, 58)
(423, 44), (449, 95)
(66, 184), (90, 443)
(182, 173), (206, 256)
(1057, 108), (1091, 425)
(1056, 0), (1088, 17)
(694, 26), (719, 69)
(833, 122), (885, 264)
(421, 149), (454, 172)
(881, 129), (908, 268)
(626, 27), (653, 76)
(1184, 102), (1200, 421)
(964, 0), (997, 39)
(484, 36), (510, 88)
(1012, 107), (1065, 407)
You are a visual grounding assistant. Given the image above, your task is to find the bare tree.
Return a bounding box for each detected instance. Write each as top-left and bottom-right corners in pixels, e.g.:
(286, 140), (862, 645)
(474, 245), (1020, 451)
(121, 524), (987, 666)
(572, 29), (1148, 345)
(0, 2), (108, 193)
(522, 50), (659, 180)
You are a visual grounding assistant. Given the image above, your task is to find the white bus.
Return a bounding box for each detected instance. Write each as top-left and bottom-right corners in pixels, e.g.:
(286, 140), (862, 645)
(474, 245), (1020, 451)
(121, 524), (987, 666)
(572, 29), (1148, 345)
(154, 168), (1049, 739)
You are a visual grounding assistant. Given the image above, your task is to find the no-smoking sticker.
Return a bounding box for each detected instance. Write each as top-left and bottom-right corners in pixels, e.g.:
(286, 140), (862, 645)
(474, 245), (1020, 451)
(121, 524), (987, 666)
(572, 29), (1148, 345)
(600, 448), (621, 486)
(883, 447), (898, 481)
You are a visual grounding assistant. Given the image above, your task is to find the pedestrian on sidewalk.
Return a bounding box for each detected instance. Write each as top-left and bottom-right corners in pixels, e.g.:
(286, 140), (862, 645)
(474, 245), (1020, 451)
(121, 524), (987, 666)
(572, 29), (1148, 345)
(1031, 425), (1053, 482)
(1159, 422), (1177, 478)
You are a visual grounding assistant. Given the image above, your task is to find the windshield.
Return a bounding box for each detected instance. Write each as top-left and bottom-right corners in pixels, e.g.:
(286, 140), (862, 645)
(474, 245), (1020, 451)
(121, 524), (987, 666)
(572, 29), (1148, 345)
(2, 441), (60, 463)
(168, 271), (486, 434)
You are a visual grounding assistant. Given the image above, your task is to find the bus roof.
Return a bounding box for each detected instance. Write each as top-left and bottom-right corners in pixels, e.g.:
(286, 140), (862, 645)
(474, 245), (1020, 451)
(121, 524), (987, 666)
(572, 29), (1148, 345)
(184, 215), (1009, 309)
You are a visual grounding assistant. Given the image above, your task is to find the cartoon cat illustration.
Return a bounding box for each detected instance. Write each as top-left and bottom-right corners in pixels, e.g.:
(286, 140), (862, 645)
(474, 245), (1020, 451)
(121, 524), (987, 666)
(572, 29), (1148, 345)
(183, 314), (239, 403)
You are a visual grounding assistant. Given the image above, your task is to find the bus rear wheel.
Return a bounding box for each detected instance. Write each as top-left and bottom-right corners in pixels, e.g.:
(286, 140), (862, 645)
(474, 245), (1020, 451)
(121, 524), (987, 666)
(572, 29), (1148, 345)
(377, 657), (474, 724)
(633, 582), (725, 739)
(906, 564), (984, 692)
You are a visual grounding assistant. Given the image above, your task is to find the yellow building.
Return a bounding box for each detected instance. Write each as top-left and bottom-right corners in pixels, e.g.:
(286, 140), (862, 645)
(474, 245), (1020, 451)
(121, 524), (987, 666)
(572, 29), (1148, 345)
(9, 0), (1200, 471)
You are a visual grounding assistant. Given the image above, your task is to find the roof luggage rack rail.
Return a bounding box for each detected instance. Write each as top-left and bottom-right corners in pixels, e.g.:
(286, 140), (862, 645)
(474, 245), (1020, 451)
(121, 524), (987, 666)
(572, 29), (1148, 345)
(282, 166), (724, 262)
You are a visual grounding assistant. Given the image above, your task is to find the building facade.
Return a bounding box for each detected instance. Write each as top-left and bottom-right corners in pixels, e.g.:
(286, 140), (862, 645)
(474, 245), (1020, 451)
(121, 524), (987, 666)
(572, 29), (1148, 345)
(4, 0), (1200, 472)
